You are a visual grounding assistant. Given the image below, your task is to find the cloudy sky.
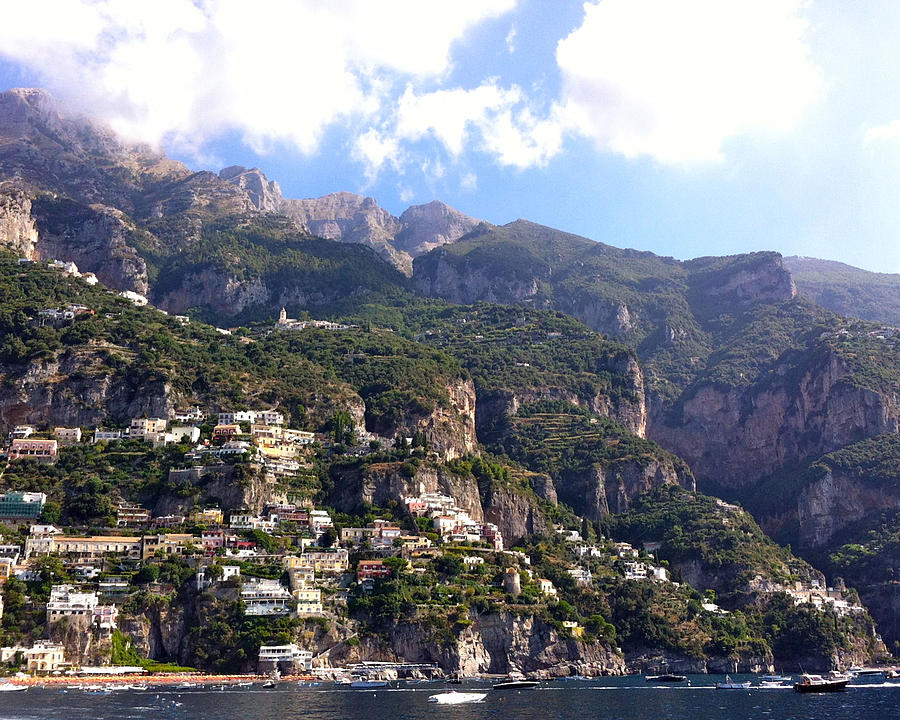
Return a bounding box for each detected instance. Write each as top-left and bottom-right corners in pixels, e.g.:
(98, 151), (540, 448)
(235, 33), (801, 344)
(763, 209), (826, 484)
(1, 0), (900, 272)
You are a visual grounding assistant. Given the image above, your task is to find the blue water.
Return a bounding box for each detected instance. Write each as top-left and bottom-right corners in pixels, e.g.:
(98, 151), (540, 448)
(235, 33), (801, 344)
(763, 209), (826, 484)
(1, 676), (898, 720)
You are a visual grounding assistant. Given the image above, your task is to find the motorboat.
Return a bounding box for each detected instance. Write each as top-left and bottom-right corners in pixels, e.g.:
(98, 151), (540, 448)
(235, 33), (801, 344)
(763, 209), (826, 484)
(715, 675), (751, 689)
(646, 674), (686, 682)
(0, 683), (26, 692)
(350, 679), (389, 689)
(760, 674), (791, 683)
(492, 680), (539, 690)
(428, 691), (487, 705)
(793, 673), (849, 693)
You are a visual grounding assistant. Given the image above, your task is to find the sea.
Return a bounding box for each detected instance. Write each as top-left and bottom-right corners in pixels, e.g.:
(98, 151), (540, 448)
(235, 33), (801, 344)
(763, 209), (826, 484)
(1, 675), (898, 720)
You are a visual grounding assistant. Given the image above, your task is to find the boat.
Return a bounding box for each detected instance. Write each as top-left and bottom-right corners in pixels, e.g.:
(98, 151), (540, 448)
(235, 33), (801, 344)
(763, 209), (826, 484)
(761, 674), (791, 682)
(793, 673), (849, 693)
(716, 675), (751, 689)
(885, 669), (899, 680)
(262, 668), (281, 689)
(492, 680), (539, 690)
(175, 682), (199, 689)
(428, 691), (488, 705)
(759, 680), (788, 688)
(646, 674), (686, 682)
(83, 685), (110, 694)
(349, 679), (388, 689)
(0, 683), (26, 692)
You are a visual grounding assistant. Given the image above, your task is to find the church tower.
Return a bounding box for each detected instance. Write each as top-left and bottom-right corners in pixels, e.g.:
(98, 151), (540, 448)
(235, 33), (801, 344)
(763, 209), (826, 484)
(278, 307), (287, 325)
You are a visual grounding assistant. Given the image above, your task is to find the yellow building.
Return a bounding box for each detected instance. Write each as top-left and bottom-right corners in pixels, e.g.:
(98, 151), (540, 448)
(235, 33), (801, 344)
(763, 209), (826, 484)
(188, 508), (224, 526)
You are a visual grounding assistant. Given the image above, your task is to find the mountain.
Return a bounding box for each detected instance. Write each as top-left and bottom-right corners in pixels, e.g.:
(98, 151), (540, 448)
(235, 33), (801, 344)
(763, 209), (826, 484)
(0, 88), (478, 321)
(217, 167), (482, 274)
(0, 88), (896, 669)
(785, 255), (900, 327)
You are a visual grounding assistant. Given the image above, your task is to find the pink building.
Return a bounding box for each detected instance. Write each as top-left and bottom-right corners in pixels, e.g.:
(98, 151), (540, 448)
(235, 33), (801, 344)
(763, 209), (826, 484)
(8, 439), (58, 462)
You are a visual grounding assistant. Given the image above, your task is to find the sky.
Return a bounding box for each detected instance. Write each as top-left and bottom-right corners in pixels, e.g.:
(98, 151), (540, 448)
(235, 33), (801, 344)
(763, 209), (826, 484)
(2, 0), (900, 273)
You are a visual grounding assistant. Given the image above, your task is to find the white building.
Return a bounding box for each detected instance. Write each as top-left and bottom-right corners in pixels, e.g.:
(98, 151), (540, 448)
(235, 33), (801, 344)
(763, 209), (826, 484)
(218, 411), (257, 425)
(173, 406), (205, 423)
(258, 644), (312, 669)
(93, 429), (124, 443)
(47, 585), (99, 620)
(241, 578), (294, 616)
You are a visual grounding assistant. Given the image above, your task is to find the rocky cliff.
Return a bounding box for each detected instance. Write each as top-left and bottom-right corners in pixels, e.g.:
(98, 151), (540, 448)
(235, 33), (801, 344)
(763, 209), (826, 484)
(557, 458), (694, 522)
(0, 348), (172, 432)
(650, 349), (900, 490)
(30, 197), (149, 294)
(339, 614), (625, 677)
(328, 461), (484, 521)
(797, 467), (900, 549)
(0, 186), (38, 256)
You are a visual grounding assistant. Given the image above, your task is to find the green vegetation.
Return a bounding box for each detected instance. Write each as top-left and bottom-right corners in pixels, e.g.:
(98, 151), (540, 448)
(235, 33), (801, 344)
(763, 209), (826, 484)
(785, 255), (900, 327)
(608, 486), (810, 601)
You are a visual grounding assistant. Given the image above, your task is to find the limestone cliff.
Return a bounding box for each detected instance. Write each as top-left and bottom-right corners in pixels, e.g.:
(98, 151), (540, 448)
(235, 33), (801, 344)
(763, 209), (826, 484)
(476, 357), (646, 440)
(333, 614), (625, 677)
(0, 348), (172, 432)
(0, 186), (38, 256)
(30, 197), (149, 294)
(557, 458), (695, 522)
(650, 349), (900, 490)
(327, 461), (484, 521)
(159, 464), (283, 516)
(797, 467), (900, 548)
(394, 201), (480, 256)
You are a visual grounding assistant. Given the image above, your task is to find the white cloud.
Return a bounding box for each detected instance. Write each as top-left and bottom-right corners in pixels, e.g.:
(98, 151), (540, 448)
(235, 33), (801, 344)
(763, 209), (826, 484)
(392, 81), (563, 168)
(0, 0), (515, 154)
(555, 0), (822, 163)
(864, 119), (900, 147)
(0, 0), (824, 183)
(505, 26), (517, 54)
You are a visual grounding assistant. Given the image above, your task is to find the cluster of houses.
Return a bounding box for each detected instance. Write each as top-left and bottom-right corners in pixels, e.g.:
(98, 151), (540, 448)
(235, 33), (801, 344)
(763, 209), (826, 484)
(275, 308), (358, 332)
(2, 404), (317, 470)
(404, 492), (504, 550)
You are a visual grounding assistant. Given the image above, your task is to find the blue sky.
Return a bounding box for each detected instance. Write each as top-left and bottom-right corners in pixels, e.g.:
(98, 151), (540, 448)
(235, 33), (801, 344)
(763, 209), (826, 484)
(2, 0), (900, 272)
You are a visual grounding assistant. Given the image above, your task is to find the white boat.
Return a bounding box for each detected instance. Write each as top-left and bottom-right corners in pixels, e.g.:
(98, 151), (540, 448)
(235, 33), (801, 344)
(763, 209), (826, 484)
(0, 683), (26, 692)
(716, 675), (751, 689)
(759, 680), (788, 688)
(428, 691), (487, 705)
(350, 679), (388, 689)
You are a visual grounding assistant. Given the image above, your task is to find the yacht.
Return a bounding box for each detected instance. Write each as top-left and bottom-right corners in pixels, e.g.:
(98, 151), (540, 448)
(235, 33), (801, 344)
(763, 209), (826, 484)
(793, 673), (849, 693)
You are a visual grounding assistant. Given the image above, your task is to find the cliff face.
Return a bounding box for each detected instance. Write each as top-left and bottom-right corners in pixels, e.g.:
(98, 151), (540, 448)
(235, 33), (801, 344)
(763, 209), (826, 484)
(159, 464), (282, 516)
(30, 198), (149, 294)
(650, 350), (900, 489)
(120, 600), (187, 662)
(557, 459), (695, 522)
(0, 349), (171, 432)
(476, 365), (646, 440)
(414, 250), (550, 307)
(0, 186), (38, 256)
(328, 462), (484, 521)
(421, 378), (477, 460)
(48, 617), (113, 666)
(394, 201), (480, 256)
(797, 469), (900, 548)
(626, 648), (772, 674)
(482, 485), (549, 546)
(349, 614), (625, 677)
